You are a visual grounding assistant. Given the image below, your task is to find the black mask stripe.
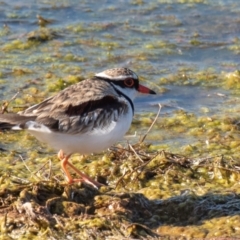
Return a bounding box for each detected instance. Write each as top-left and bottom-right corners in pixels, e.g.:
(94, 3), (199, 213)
(108, 82), (134, 115)
(94, 76), (135, 115)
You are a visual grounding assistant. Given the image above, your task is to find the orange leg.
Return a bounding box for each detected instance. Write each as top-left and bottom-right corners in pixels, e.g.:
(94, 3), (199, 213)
(58, 150), (104, 188)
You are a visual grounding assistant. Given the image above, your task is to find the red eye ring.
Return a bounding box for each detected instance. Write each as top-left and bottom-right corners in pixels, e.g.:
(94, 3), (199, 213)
(124, 78), (134, 87)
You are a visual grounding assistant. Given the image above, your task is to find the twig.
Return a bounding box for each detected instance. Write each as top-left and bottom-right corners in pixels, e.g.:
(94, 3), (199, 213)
(34, 159), (53, 180)
(115, 169), (131, 189)
(109, 146), (152, 159)
(11, 175), (30, 184)
(115, 151), (159, 189)
(1, 91), (19, 114)
(128, 143), (144, 163)
(19, 154), (32, 173)
(48, 159), (52, 180)
(131, 152), (160, 184)
(140, 103), (162, 143)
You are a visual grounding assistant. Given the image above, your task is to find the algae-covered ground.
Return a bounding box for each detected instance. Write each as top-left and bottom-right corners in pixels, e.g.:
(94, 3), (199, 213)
(1, 0), (240, 239)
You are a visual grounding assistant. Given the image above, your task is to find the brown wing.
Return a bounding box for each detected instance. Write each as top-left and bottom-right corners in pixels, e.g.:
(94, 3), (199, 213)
(35, 95), (129, 134)
(19, 80), (129, 134)
(20, 79), (117, 116)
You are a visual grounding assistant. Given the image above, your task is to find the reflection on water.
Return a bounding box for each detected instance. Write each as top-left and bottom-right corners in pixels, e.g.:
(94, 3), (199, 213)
(135, 85), (228, 115)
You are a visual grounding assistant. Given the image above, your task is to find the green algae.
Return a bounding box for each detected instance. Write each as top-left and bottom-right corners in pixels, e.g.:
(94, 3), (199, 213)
(228, 38), (240, 54)
(1, 148), (240, 239)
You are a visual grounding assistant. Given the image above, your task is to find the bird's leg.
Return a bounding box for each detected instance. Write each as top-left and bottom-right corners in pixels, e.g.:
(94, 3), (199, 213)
(57, 150), (104, 189)
(58, 150), (74, 183)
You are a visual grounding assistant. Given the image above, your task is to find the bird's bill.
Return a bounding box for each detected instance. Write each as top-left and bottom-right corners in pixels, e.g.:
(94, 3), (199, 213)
(138, 84), (156, 94)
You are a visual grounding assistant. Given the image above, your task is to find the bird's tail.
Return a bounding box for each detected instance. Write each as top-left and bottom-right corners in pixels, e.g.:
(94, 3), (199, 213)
(0, 113), (36, 130)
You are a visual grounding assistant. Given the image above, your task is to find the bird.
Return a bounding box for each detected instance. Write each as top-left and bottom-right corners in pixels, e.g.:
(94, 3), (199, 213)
(0, 68), (156, 188)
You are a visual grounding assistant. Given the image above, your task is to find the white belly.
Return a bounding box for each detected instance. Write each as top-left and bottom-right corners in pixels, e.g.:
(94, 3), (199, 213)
(27, 111), (133, 155)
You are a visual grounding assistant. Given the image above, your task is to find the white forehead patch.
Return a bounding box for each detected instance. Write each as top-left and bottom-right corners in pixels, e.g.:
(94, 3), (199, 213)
(95, 68), (138, 80)
(95, 72), (137, 80)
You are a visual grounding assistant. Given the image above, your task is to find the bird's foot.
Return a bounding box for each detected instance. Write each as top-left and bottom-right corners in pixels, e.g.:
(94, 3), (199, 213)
(58, 150), (105, 189)
(66, 161), (105, 189)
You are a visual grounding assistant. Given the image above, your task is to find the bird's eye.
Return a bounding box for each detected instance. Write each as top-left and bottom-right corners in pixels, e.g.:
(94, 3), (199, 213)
(124, 78), (134, 87)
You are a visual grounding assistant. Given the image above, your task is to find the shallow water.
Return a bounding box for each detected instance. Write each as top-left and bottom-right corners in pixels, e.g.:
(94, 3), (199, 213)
(0, 1), (239, 143)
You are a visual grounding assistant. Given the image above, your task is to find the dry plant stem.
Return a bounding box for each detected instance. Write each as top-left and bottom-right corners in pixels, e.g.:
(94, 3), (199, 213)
(110, 146), (151, 159)
(48, 160), (52, 180)
(127, 223), (160, 238)
(115, 151), (159, 189)
(140, 103), (162, 143)
(19, 154), (32, 173)
(34, 159), (51, 173)
(132, 151), (162, 184)
(1, 92), (19, 114)
(11, 175), (30, 184)
(128, 143), (144, 163)
(115, 169), (131, 189)
(34, 159), (53, 180)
